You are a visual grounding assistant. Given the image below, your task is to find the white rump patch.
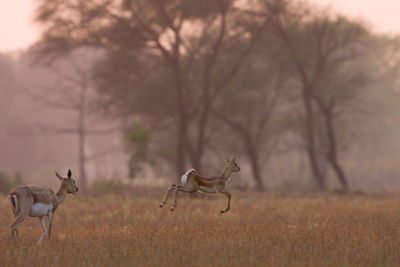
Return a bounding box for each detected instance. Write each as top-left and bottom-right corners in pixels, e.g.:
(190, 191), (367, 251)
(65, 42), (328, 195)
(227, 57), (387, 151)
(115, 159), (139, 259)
(30, 203), (53, 217)
(8, 195), (17, 213)
(181, 169), (196, 186)
(13, 195), (18, 210)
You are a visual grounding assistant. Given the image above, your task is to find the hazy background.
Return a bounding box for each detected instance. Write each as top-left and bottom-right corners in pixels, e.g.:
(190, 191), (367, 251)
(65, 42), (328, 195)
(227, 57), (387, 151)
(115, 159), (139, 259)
(1, 0), (400, 193)
(2, 0), (400, 53)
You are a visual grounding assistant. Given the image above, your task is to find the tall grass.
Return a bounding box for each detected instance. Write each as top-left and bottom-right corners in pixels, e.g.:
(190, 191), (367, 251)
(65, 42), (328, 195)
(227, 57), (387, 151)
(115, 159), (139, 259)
(1, 192), (400, 266)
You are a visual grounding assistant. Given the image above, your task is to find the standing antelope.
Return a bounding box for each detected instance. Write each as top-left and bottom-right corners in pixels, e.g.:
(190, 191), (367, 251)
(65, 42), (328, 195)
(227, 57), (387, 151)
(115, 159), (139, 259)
(8, 169), (79, 244)
(160, 158), (240, 213)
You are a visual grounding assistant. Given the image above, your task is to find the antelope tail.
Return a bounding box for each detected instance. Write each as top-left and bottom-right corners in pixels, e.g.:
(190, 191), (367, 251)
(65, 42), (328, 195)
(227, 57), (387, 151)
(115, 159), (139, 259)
(8, 194), (18, 215)
(181, 169), (196, 186)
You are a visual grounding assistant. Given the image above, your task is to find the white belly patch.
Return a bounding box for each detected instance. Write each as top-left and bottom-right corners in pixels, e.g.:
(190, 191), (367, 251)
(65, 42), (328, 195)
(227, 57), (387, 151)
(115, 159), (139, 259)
(181, 169), (196, 186)
(30, 203), (53, 217)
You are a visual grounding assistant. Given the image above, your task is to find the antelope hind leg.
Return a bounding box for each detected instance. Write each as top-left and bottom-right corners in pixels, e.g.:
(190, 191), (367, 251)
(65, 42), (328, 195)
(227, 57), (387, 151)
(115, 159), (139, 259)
(10, 213), (27, 241)
(170, 185), (197, 211)
(170, 185), (181, 211)
(160, 184), (177, 208)
(13, 224), (22, 240)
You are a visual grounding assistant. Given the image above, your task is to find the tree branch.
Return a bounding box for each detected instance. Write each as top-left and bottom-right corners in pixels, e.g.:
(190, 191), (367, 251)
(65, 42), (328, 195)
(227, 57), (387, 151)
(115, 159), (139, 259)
(19, 86), (79, 110)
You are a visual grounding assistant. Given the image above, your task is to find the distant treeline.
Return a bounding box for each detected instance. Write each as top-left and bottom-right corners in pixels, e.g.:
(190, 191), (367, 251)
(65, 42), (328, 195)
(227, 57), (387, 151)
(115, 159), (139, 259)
(0, 170), (24, 194)
(1, 0), (400, 191)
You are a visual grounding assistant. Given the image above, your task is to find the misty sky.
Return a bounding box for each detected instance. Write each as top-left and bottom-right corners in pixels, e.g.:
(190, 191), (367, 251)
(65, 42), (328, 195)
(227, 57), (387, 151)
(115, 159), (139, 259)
(0, 0), (400, 52)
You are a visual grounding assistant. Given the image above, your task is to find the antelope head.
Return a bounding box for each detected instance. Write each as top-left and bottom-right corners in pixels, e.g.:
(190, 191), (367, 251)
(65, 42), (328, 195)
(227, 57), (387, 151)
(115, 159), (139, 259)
(55, 169), (79, 195)
(227, 158), (240, 172)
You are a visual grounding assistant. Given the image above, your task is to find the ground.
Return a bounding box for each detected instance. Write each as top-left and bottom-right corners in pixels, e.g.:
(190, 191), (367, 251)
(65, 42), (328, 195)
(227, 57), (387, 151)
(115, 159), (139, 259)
(1, 190), (400, 266)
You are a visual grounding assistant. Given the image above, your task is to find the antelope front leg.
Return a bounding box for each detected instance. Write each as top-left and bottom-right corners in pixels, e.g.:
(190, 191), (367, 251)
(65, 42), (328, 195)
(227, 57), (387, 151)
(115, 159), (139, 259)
(37, 216), (48, 245)
(220, 191), (231, 214)
(160, 184), (177, 208)
(170, 186), (198, 211)
(47, 211), (53, 239)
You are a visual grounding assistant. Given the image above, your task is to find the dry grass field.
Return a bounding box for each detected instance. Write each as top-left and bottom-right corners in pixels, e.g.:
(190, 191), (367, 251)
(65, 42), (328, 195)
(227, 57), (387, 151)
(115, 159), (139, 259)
(1, 190), (400, 266)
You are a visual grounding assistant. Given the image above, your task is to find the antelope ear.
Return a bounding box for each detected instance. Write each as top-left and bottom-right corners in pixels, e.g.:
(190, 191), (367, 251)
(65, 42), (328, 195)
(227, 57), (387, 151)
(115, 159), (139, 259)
(67, 169), (72, 179)
(55, 171), (63, 181)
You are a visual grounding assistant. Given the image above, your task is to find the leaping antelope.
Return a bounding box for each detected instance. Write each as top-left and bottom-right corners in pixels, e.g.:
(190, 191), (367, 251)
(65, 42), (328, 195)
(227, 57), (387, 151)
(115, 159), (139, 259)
(8, 169), (79, 244)
(160, 158), (240, 213)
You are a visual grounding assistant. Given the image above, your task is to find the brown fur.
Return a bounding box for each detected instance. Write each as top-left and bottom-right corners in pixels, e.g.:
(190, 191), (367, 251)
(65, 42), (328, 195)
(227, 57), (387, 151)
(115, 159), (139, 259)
(160, 158), (240, 213)
(8, 171), (78, 244)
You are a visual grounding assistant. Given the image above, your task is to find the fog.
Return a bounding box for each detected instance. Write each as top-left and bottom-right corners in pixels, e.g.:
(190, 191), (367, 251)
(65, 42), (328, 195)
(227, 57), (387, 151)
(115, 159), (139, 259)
(1, 0), (400, 193)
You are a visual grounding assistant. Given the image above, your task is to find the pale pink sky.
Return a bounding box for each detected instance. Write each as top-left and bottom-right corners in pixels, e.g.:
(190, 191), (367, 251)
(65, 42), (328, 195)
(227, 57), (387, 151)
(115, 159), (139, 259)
(0, 0), (399, 53)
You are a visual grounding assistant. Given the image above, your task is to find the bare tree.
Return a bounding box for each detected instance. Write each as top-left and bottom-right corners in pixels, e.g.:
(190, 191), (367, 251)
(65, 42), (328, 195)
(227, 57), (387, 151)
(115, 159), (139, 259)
(255, 0), (370, 190)
(34, 0), (266, 178)
(20, 49), (117, 192)
(214, 40), (290, 189)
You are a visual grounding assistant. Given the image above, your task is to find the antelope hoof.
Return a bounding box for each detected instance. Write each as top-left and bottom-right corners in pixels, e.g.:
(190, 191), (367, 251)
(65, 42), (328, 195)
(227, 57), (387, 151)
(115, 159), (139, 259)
(160, 203), (164, 208)
(221, 210), (225, 214)
(170, 207), (174, 212)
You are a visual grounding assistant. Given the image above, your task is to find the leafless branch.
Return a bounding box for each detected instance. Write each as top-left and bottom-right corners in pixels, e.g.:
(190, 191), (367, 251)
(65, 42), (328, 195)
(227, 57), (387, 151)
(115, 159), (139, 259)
(36, 122), (119, 135)
(19, 86), (79, 110)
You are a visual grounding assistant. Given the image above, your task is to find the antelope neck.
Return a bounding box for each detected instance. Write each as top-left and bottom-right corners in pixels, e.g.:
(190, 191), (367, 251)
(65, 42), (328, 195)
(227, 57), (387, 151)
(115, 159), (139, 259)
(55, 183), (68, 205)
(221, 166), (233, 180)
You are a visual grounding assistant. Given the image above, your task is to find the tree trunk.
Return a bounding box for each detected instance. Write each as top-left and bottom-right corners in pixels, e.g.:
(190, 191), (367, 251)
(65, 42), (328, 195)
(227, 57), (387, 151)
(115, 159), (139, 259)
(247, 143), (264, 190)
(240, 132), (264, 189)
(78, 127), (87, 192)
(171, 36), (190, 181)
(302, 89), (326, 190)
(78, 81), (88, 192)
(175, 123), (187, 180)
(274, 20), (325, 190)
(323, 107), (349, 191)
(175, 88), (189, 180)
(191, 101), (210, 174)
(191, 152), (202, 175)
(329, 156), (349, 191)
(217, 113), (265, 189)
